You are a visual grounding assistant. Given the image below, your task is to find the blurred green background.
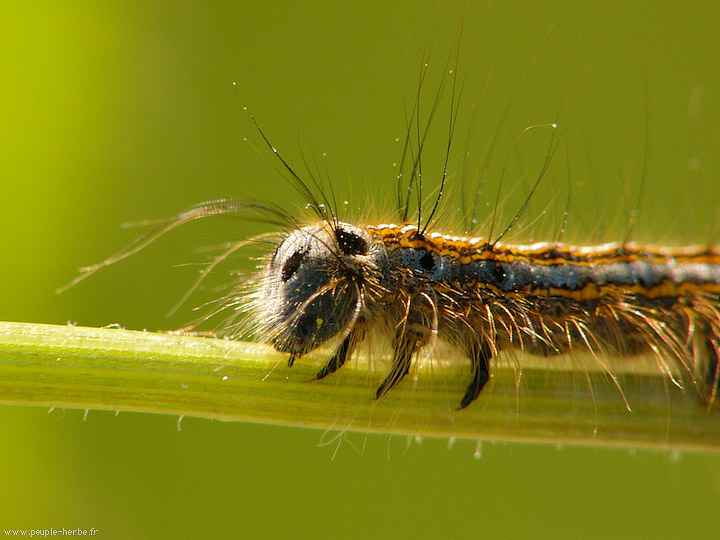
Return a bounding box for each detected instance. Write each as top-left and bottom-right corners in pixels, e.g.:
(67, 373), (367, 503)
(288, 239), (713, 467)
(2, 1), (719, 538)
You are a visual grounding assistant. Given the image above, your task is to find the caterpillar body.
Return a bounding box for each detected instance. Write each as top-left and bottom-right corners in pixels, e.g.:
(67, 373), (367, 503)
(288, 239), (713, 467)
(252, 218), (720, 410)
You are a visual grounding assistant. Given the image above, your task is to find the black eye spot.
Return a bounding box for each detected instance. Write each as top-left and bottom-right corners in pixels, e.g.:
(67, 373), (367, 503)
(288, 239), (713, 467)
(335, 228), (368, 256)
(492, 261), (506, 284)
(419, 251), (435, 272)
(281, 250), (305, 282)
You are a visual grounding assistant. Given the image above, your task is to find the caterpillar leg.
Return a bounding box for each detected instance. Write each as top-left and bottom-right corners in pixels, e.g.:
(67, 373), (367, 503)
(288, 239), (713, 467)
(459, 338), (493, 410)
(313, 325), (365, 380)
(702, 335), (720, 408)
(375, 324), (426, 400)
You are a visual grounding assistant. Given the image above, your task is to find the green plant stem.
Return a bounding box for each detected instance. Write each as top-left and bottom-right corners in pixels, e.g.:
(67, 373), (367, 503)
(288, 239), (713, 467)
(0, 321), (718, 452)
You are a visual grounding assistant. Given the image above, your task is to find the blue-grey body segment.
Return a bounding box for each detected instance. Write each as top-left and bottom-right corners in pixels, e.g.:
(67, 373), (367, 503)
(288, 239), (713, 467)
(392, 248), (720, 293)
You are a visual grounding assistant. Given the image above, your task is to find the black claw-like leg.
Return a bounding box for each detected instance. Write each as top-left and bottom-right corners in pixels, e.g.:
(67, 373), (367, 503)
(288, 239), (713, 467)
(313, 337), (351, 380)
(313, 325), (365, 381)
(287, 353), (299, 368)
(703, 337), (720, 406)
(375, 328), (422, 400)
(458, 339), (493, 410)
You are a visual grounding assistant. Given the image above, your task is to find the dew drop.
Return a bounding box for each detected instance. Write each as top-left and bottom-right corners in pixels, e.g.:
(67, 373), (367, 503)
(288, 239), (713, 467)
(474, 440), (483, 459)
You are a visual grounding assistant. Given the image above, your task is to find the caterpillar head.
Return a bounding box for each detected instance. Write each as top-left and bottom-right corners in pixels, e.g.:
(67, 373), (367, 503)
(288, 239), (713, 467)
(257, 222), (384, 358)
